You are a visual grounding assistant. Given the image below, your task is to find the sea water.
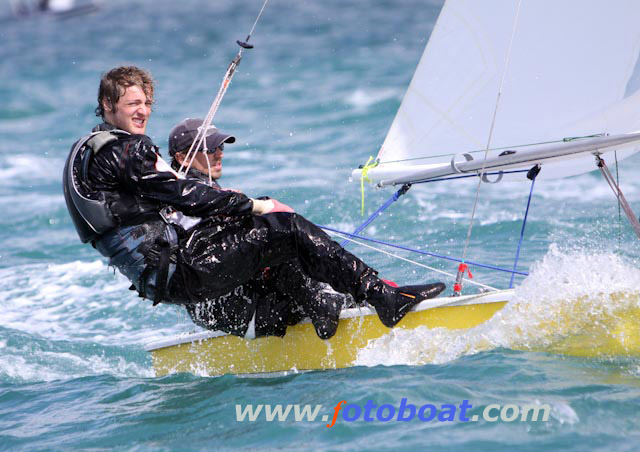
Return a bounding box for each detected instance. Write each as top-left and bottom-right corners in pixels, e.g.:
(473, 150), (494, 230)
(1, 0), (639, 450)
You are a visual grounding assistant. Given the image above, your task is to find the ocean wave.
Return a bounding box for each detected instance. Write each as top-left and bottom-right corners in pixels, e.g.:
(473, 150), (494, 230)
(0, 155), (64, 186)
(345, 88), (400, 110)
(0, 341), (154, 383)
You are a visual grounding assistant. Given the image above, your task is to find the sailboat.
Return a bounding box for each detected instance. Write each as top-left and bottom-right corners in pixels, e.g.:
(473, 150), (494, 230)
(146, 0), (640, 376)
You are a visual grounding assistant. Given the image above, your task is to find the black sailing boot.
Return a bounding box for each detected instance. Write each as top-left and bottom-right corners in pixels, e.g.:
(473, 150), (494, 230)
(303, 286), (348, 340)
(268, 262), (351, 340)
(359, 271), (446, 327)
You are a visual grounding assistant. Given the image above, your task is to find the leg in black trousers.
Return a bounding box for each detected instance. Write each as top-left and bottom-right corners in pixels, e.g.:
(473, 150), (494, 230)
(179, 212), (445, 328)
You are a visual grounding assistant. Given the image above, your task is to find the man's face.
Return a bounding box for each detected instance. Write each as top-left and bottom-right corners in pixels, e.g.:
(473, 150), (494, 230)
(103, 85), (152, 134)
(178, 147), (224, 180)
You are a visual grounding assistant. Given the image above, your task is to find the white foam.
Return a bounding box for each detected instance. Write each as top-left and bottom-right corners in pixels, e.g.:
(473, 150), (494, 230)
(550, 401), (580, 425)
(0, 349), (154, 383)
(355, 246), (640, 367)
(0, 260), (188, 346)
(0, 258), (194, 381)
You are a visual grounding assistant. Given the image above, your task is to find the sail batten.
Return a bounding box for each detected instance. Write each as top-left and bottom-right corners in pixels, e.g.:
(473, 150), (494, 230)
(364, 0), (640, 185)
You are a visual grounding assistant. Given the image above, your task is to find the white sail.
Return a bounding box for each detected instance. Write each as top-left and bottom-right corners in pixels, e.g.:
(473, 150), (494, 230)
(357, 0), (640, 185)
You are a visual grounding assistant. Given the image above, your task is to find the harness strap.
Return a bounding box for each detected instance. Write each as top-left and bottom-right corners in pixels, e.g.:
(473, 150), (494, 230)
(138, 225), (178, 305)
(138, 266), (152, 300)
(152, 236), (172, 306)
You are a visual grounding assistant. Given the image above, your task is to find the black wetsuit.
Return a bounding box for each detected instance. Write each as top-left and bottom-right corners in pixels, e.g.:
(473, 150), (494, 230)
(67, 123), (384, 337)
(175, 168), (351, 338)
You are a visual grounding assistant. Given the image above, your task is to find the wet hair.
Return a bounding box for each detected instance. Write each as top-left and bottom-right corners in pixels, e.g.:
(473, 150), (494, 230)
(95, 66), (154, 118)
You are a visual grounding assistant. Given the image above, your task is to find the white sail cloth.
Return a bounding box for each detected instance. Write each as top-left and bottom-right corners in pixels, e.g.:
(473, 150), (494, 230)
(358, 0), (640, 185)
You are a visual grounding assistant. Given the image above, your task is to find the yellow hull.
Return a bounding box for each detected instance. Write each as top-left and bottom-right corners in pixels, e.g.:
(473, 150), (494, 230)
(147, 290), (640, 376)
(148, 292), (510, 376)
(533, 294), (640, 358)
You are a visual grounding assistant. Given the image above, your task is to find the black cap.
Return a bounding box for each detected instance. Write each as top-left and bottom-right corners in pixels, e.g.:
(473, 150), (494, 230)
(168, 118), (236, 156)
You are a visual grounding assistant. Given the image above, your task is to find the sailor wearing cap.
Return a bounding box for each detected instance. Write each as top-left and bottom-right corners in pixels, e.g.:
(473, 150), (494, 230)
(168, 118), (235, 182)
(166, 118), (350, 339)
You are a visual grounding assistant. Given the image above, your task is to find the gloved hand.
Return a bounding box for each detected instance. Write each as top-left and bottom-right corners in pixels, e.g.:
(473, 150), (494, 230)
(251, 198), (295, 214)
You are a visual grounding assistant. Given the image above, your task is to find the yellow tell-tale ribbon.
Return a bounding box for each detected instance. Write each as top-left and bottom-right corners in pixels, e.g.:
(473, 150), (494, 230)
(360, 156), (378, 216)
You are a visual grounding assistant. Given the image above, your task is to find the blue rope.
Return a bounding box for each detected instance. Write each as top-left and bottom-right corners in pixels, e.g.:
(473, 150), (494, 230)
(331, 168), (533, 279)
(509, 172), (537, 288)
(343, 170), (529, 248)
(322, 225), (529, 276)
(340, 184), (410, 247)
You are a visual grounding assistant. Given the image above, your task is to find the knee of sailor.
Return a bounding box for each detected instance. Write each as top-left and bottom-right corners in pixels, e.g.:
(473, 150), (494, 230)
(287, 212), (311, 229)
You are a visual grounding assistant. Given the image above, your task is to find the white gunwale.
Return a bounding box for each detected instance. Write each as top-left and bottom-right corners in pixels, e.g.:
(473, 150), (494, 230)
(145, 289), (514, 351)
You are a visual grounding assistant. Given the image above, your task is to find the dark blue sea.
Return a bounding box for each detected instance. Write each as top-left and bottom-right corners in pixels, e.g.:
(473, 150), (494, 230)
(1, 0), (640, 450)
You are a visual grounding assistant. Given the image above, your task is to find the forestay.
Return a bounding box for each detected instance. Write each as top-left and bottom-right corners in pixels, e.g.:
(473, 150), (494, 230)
(356, 0), (640, 186)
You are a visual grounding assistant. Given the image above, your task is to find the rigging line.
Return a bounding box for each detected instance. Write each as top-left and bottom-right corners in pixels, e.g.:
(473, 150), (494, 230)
(615, 150), (622, 248)
(509, 166), (538, 289)
(178, 0), (270, 177)
(328, 230), (499, 291)
(460, 0), (522, 264)
(179, 71), (231, 175)
(181, 57), (240, 175)
(342, 184), (410, 248)
(206, 150), (213, 186)
(597, 156), (640, 240)
(407, 169), (528, 186)
(247, 0), (270, 38)
(320, 225), (529, 276)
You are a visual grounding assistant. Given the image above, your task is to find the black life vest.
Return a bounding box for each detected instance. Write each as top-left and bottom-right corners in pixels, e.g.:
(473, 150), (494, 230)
(62, 129), (129, 243)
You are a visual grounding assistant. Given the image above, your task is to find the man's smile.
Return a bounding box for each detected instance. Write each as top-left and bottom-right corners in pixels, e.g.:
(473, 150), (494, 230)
(132, 117), (146, 127)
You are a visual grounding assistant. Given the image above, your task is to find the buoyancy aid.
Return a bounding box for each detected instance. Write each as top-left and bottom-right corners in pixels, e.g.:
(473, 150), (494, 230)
(63, 125), (169, 243)
(62, 129), (128, 243)
(63, 126), (176, 305)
